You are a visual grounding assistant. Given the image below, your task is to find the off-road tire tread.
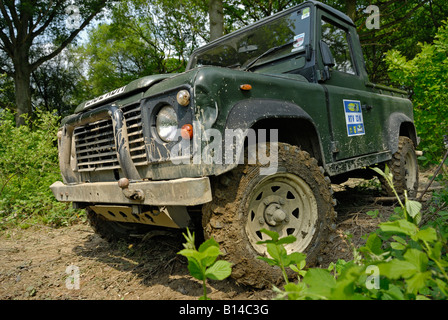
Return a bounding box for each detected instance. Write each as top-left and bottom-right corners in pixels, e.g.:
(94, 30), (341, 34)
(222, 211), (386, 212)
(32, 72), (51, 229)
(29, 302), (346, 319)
(202, 143), (336, 288)
(381, 136), (419, 197)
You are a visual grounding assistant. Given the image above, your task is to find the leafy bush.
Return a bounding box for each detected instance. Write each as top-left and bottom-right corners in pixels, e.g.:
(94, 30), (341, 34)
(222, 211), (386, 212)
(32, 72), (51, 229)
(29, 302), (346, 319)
(0, 110), (82, 230)
(385, 21), (448, 164)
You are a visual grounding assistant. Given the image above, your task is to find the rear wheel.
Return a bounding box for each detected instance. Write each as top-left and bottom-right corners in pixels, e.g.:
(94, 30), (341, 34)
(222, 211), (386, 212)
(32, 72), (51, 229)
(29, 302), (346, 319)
(202, 143), (336, 288)
(381, 136), (419, 197)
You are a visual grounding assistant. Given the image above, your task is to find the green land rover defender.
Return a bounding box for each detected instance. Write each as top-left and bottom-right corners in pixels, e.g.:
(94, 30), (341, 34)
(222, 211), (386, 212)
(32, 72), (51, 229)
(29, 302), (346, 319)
(51, 1), (419, 287)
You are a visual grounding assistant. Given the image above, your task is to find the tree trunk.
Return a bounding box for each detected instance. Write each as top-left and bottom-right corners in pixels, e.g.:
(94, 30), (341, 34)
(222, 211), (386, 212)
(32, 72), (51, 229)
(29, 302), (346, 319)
(13, 56), (32, 126)
(209, 0), (224, 41)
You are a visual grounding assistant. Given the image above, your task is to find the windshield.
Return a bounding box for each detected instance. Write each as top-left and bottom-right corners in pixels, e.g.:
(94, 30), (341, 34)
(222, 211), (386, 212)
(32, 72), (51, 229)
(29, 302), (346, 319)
(188, 6), (312, 71)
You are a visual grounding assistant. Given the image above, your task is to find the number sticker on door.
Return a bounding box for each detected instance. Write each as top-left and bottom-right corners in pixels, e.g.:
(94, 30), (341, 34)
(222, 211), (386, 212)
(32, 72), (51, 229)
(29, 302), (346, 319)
(343, 100), (365, 137)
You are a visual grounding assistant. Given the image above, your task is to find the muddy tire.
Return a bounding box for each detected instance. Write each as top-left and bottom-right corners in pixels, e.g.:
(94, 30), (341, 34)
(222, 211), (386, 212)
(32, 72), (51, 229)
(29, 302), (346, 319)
(202, 143), (336, 288)
(86, 208), (156, 242)
(381, 136), (419, 197)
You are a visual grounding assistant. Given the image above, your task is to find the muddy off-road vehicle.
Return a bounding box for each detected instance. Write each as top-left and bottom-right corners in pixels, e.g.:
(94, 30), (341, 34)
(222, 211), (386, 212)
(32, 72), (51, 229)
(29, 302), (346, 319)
(51, 1), (419, 287)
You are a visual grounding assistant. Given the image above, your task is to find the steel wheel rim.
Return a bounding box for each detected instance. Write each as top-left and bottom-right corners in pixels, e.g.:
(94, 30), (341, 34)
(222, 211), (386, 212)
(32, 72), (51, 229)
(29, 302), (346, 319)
(245, 172), (318, 255)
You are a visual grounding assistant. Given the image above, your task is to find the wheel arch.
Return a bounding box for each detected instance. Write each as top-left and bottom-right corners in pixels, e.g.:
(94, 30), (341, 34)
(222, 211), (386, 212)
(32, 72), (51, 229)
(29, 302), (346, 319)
(387, 112), (419, 154)
(225, 99), (325, 165)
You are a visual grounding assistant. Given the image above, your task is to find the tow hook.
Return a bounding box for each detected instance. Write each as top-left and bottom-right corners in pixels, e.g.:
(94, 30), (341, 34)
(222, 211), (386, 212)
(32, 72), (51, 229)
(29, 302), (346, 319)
(118, 178), (145, 201)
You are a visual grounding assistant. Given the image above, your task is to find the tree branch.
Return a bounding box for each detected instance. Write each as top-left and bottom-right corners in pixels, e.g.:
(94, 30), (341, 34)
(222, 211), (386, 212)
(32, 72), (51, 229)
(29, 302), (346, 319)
(0, 1), (13, 32)
(31, 0), (63, 38)
(31, 8), (59, 38)
(0, 1), (16, 47)
(0, 29), (13, 57)
(29, 3), (106, 72)
(4, 0), (21, 32)
(358, 1), (429, 38)
(32, 0), (55, 30)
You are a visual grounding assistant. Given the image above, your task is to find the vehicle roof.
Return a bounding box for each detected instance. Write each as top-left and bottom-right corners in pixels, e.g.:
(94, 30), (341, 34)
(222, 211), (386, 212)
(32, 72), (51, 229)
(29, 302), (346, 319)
(188, 1), (354, 61)
(309, 0), (355, 26)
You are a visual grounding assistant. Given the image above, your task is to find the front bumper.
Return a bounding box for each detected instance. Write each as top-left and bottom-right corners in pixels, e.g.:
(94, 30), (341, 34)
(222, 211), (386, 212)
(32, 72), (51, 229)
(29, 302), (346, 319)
(50, 177), (212, 206)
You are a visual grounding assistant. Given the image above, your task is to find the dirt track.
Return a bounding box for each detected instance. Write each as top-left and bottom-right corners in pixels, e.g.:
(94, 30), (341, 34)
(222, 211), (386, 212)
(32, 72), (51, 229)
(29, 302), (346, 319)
(0, 175), (435, 300)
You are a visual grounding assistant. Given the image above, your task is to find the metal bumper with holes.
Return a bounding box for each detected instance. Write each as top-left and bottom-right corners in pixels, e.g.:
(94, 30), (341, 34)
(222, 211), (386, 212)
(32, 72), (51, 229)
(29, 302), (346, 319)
(50, 178), (212, 206)
(50, 178), (211, 229)
(51, 104), (212, 208)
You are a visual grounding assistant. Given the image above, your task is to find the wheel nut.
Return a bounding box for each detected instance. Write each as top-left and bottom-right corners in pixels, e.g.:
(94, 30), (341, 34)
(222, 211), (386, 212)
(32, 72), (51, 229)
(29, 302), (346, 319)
(273, 208), (286, 223)
(264, 203), (287, 226)
(258, 217), (265, 225)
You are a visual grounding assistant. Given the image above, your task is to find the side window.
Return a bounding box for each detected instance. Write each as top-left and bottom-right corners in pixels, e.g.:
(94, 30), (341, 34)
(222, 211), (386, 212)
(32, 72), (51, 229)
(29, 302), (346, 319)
(321, 18), (356, 75)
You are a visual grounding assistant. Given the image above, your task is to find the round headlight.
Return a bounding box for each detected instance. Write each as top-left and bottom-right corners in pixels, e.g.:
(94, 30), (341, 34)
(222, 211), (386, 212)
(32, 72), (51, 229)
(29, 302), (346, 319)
(177, 90), (190, 107)
(156, 105), (178, 142)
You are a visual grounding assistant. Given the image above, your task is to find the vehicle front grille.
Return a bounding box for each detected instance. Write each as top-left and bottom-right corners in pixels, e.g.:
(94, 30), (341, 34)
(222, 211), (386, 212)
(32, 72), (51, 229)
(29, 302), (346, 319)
(74, 103), (147, 172)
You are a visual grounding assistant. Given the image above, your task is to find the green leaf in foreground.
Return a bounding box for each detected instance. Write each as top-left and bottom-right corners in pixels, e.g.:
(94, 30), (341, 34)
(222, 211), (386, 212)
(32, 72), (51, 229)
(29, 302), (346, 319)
(205, 260), (232, 280)
(178, 229), (232, 300)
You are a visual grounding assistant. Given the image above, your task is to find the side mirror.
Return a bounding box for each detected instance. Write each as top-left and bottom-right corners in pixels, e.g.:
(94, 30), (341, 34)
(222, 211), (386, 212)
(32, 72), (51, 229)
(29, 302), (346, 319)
(320, 40), (335, 67)
(319, 40), (335, 81)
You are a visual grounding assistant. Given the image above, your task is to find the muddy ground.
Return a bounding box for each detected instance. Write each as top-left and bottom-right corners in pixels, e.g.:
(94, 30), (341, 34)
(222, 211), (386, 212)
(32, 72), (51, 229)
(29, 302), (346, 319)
(0, 172), (437, 300)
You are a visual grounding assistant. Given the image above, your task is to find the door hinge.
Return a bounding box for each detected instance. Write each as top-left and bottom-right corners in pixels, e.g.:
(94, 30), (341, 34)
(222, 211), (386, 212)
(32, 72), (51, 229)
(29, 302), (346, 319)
(331, 141), (340, 154)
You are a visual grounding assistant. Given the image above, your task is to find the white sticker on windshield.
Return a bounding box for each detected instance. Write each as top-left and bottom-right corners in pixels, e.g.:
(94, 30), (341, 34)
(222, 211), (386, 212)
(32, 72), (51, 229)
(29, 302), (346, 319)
(302, 7), (310, 19)
(292, 33), (305, 52)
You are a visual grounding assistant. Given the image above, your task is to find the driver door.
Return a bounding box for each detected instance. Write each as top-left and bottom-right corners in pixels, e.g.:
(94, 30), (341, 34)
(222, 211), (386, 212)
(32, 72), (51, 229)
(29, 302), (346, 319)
(318, 14), (386, 161)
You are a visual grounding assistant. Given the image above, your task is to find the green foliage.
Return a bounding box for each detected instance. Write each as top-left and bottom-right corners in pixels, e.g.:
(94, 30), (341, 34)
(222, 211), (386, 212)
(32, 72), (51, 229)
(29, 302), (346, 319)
(79, 23), (155, 96)
(78, 0), (206, 97)
(424, 175), (448, 247)
(0, 110), (83, 230)
(371, 166), (422, 224)
(257, 167), (448, 300)
(355, 0), (448, 84)
(385, 21), (448, 163)
(178, 228), (232, 300)
(256, 229), (307, 284)
(0, 73), (14, 111)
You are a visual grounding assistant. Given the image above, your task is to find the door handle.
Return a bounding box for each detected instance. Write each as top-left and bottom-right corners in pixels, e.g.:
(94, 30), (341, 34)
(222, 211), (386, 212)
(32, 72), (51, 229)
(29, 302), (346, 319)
(362, 104), (373, 111)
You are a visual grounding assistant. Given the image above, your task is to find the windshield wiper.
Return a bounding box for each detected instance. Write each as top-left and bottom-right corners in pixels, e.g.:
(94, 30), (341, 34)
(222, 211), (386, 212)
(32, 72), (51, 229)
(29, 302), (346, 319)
(243, 40), (295, 71)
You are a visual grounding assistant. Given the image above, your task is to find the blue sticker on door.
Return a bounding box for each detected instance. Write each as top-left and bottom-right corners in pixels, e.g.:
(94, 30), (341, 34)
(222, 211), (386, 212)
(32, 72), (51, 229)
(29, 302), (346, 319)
(343, 100), (365, 137)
